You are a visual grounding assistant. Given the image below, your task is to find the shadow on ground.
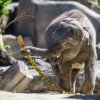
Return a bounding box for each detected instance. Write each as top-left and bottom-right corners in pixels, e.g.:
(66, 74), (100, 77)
(63, 94), (100, 100)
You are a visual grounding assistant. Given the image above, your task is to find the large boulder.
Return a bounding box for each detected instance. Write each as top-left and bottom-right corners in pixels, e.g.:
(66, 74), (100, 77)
(16, 0), (100, 47)
(3, 34), (33, 58)
(15, 0), (37, 46)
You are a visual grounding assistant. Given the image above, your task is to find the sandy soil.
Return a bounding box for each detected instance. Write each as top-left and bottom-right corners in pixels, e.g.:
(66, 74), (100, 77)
(0, 91), (100, 100)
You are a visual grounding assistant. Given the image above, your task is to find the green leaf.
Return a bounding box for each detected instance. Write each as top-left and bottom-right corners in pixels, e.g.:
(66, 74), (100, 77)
(0, 0), (11, 16)
(4, 44), (11, 49)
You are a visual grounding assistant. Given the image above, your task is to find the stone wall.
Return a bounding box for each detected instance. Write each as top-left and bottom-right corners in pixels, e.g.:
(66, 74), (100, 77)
(16, 0), (100, 47)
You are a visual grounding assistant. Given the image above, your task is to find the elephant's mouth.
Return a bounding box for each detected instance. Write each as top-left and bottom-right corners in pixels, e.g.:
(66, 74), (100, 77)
(50, 51), (64, 64)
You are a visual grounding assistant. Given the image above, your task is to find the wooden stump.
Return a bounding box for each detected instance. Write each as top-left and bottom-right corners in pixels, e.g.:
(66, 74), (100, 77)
(0, 60), (33, 92)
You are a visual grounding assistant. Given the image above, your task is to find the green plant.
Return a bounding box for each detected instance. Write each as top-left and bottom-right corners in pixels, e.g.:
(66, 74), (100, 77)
(98, 0), (100, 5)
(0, 0), (11, 51)
(0, 0), (11, 15)
(0, 44), (10, 50)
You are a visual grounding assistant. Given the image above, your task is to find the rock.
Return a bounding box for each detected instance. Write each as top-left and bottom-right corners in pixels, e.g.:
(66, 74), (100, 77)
(27, 59), (100, 93)
(45, 0), (100, 13)
(3, 34), (33, 58)
(0, 60), (33, 92)
(16, 0), (100, 47)
(0, 55), (100, 93)
(13, 0), (19, 2)
(28, 59), (57, 92)
(15, 0), (37, 46)
(0, 49), (17, 66)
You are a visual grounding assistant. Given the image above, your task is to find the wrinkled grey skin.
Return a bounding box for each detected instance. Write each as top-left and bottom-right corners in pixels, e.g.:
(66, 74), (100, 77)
(44, 9), (97, 95)
(24, 10), (97, 95)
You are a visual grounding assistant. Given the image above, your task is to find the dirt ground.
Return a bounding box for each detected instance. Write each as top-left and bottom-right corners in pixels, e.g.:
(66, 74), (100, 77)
(0, 91), (100, 100)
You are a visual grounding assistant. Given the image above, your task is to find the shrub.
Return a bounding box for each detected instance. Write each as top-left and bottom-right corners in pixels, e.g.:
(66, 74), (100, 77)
(0, 0), (11, 15)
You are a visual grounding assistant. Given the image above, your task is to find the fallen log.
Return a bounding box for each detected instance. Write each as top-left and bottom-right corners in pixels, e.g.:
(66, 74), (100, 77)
(0, 60), (33, 92)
